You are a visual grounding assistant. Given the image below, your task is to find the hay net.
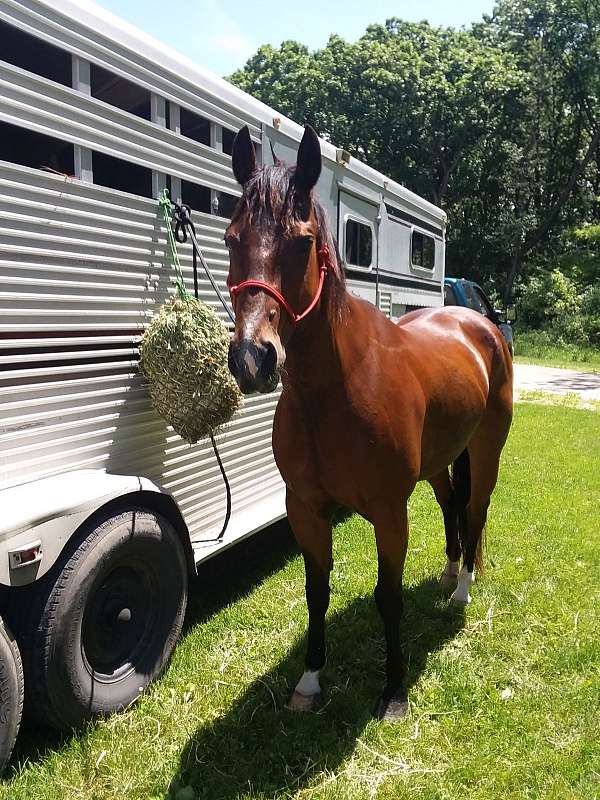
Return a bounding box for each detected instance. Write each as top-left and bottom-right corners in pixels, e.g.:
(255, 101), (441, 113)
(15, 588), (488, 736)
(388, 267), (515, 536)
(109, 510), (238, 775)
(139, 191), (242, 444)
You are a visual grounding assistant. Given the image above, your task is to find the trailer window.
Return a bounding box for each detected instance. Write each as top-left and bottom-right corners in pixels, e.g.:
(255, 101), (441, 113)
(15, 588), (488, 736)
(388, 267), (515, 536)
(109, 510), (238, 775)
(213, 191), (239, 219)
(92, 151), (152, 197)
(345, 219), (372, 268)
(90, 63), (151, 120)
(180, 108), (211, 146)
(0, 20), (71, 86)
(181, 181), (211, 214)
(411, 232), (435, 270)
(0, 121), (74, 175)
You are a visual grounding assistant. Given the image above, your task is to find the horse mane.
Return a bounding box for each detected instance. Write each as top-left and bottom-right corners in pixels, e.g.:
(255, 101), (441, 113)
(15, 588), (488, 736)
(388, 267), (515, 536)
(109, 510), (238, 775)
(231, 163), (348, 322)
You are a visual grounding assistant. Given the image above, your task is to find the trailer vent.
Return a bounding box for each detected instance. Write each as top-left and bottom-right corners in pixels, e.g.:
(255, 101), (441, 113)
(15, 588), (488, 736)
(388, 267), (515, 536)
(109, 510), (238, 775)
(379, 292), (392, 318)
(0, 121), (74, 175)
(0, 20), (71, 86)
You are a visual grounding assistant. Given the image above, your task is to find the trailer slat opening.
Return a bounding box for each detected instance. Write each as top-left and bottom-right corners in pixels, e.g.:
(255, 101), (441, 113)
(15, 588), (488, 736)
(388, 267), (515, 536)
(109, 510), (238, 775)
(90, 63), (151, 121)
(0, 121), (74, 176)
(91, 151), (152, 198)
(0, 19), (71, 86)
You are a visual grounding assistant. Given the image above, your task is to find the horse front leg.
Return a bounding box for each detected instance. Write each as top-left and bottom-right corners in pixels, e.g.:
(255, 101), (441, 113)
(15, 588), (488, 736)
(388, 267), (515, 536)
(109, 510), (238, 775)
(286, 489), (333, 713)
(373, 503), (410, 722)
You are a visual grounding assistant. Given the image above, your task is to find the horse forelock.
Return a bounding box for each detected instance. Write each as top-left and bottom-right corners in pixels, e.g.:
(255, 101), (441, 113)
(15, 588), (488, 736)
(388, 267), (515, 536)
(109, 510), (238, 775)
(232, 164), (347, 321)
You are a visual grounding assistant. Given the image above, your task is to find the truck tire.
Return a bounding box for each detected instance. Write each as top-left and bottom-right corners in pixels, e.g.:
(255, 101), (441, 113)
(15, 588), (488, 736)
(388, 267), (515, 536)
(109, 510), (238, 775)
(14, 509), (187, 730)
(0, 620), (23, 772)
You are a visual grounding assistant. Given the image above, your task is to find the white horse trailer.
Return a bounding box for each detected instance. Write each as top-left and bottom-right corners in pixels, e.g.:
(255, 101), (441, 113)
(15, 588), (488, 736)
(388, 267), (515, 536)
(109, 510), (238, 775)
(0, 0), (446, 756)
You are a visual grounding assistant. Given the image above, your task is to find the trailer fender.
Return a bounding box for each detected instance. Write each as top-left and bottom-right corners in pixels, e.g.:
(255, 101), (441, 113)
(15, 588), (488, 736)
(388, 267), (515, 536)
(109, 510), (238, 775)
(0, 470), (172, 586)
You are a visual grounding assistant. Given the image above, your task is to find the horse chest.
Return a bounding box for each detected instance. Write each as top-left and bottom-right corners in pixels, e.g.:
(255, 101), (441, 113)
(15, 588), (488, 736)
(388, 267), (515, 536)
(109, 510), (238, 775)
(273, 391), (416, 508)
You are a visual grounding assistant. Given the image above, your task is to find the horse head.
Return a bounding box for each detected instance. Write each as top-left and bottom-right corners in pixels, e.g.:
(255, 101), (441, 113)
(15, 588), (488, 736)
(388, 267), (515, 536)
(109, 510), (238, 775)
(225, 125), (331, 394)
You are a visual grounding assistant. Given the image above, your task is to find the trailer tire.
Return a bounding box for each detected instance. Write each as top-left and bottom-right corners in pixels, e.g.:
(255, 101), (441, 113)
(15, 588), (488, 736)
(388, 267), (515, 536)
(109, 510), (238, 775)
(0, 621), (23, 772)
(15, 509), (187, 731)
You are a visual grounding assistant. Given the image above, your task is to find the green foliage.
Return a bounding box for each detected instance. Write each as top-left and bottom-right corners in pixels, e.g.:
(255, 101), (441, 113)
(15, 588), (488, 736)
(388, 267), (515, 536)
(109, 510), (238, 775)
(229, 0), (600, 301)
(514, 330), (600, 370)
(580, 283), (600, 346)
(518, 269), (581, 329)
(517, 267), (600, 348)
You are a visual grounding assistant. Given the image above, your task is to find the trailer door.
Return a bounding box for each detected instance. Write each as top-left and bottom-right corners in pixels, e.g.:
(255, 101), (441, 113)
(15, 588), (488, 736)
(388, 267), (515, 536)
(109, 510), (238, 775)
(338, 190), (378, 274)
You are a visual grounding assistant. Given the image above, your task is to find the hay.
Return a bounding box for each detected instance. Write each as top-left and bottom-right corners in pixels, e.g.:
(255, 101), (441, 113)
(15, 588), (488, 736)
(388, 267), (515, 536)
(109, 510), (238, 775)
(140, 294), (242, 444)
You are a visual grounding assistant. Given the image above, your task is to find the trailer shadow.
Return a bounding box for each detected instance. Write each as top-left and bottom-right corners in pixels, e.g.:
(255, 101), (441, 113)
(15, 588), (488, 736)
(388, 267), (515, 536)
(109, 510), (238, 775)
(165, 575), (464, 800)
(184, 518), (298, 631)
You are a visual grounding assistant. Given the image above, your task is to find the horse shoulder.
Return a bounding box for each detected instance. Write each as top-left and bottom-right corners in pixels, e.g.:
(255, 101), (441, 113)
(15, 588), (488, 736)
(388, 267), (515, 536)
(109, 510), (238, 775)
(272, 388), (318, 493)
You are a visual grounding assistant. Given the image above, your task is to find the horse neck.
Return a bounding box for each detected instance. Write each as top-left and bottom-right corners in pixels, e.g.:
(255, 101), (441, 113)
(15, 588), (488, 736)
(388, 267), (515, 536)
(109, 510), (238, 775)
(283, 286), (352, 394)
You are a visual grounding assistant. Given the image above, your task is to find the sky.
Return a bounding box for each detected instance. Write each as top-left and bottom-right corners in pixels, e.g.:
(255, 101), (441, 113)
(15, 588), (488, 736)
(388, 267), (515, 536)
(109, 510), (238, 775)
(93, 0), (496, 77)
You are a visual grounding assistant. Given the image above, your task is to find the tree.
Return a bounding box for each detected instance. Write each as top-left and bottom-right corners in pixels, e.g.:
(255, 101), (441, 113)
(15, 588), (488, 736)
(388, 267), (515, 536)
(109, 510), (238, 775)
(475, 0), (600, 302)
(229, 3), (600, 301)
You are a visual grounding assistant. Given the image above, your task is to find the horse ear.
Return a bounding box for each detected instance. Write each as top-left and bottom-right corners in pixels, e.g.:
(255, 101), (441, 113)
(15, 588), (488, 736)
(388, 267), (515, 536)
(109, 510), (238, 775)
(295, 125), (321, 193)
(232, 126), (256, 186)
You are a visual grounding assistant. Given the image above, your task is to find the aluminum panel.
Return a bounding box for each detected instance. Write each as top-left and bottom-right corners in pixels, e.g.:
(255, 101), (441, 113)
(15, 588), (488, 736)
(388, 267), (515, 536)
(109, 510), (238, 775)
(0, 164), (283, 545)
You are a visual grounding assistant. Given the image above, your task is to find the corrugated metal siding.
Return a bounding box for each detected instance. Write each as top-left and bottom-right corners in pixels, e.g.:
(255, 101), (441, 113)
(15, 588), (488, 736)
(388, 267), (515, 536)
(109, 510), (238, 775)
(0, 163), (283, 541)
(0, 0), (262, 140)
(0, 62), (242, 195)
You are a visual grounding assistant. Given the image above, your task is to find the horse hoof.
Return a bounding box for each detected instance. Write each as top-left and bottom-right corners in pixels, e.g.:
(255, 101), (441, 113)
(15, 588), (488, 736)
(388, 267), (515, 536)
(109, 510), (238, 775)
(374, 694), (409, 722)
(449, 590), (471, 607)
(439, 572), (458, 593)
(287, 690), (321, 713)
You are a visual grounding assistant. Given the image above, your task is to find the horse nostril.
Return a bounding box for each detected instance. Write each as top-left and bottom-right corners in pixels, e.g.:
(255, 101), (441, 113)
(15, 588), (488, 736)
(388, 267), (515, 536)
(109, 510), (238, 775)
(260, 340), (278, 382)
(228, 345), (239, 379)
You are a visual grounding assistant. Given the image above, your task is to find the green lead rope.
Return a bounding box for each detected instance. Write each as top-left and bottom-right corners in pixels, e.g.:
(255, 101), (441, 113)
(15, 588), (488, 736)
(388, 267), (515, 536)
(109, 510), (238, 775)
(159, 189), (189, 300)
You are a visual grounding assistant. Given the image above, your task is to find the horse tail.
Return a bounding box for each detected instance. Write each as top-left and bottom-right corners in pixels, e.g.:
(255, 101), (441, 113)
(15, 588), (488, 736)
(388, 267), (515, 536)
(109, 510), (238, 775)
(452, 449), (484, 573)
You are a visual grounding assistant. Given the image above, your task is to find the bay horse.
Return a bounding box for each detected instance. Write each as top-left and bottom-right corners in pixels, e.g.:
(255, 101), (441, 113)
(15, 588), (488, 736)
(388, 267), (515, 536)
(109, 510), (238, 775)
(225, 125), (513, 721)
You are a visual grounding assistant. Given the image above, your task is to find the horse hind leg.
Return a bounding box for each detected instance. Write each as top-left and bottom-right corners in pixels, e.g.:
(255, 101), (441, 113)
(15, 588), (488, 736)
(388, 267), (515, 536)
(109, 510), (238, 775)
(372, 502), (410, 722)
(428, 469), (461, 592)
(450, 426), (505, 607)
(450, 337), (513, 607)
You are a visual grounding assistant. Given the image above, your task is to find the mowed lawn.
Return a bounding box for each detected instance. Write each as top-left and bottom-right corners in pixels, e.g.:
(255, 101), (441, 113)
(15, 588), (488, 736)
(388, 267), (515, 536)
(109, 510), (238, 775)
(3, 402), (599, 800)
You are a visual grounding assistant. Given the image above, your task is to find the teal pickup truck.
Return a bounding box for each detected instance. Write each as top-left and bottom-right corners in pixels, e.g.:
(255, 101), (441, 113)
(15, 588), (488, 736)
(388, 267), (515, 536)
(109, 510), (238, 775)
(444, 277), (514, 357)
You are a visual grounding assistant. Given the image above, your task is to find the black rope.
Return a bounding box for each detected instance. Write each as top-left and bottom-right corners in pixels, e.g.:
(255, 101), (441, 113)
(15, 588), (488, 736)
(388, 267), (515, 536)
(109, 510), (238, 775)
(172, 200), (235, 323)
(209, 433), (232, 540)
(171, 196), (234, 542)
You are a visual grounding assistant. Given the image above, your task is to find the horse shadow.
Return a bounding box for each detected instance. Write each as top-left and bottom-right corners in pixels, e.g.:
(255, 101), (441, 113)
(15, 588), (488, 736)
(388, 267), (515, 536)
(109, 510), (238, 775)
(165, 573), (464, 800)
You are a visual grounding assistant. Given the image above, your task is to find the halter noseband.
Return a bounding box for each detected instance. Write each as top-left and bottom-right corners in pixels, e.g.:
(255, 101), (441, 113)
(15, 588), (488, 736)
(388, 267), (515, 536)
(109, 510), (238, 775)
(227, 245), (332, 325)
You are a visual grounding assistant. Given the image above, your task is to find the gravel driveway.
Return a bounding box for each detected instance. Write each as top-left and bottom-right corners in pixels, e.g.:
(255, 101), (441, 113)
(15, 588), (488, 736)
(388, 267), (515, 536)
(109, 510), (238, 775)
(513, 363), (600, 401)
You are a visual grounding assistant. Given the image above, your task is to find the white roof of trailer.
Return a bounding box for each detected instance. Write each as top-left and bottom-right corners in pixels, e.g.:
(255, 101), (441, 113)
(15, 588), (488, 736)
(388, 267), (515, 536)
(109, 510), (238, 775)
(33, 0), (446, 225)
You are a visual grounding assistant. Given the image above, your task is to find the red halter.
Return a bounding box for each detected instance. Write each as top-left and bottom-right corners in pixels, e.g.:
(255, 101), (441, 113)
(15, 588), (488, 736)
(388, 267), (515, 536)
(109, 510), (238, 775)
(227, 245), (332, 325)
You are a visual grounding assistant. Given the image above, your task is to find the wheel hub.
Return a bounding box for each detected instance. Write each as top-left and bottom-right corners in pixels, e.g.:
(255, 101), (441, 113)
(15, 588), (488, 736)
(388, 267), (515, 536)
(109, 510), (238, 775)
(82, 564), (156, 681)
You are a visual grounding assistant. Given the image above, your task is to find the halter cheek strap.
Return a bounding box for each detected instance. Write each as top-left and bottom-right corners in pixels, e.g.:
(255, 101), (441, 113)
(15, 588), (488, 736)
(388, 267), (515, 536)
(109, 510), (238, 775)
(227, 245), (332, 325)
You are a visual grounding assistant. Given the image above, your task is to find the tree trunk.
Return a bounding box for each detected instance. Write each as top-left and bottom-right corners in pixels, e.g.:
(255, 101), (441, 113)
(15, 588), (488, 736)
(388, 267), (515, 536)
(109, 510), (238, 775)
(503, 124), (600, 303)
(504, 251), (521, 307)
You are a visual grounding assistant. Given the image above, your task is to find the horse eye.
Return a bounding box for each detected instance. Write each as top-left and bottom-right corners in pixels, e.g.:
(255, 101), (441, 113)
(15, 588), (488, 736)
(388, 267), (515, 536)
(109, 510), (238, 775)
(297, 235), (314, 250)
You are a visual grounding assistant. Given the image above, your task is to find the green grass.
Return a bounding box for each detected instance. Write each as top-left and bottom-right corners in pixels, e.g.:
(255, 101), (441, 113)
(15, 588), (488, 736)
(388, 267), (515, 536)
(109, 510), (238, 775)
(515, 331), (600, 372)
(3, 402), (599, 800)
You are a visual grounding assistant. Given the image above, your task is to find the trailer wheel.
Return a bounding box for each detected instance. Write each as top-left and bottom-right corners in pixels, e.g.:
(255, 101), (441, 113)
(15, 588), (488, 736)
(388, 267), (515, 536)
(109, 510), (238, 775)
(17, 509), (187, 730)
(0, 621), (23, 772)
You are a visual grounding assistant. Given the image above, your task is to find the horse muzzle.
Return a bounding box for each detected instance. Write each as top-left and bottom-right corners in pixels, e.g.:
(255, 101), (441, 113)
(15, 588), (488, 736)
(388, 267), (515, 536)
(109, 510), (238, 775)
(228, 338), (280, 394)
